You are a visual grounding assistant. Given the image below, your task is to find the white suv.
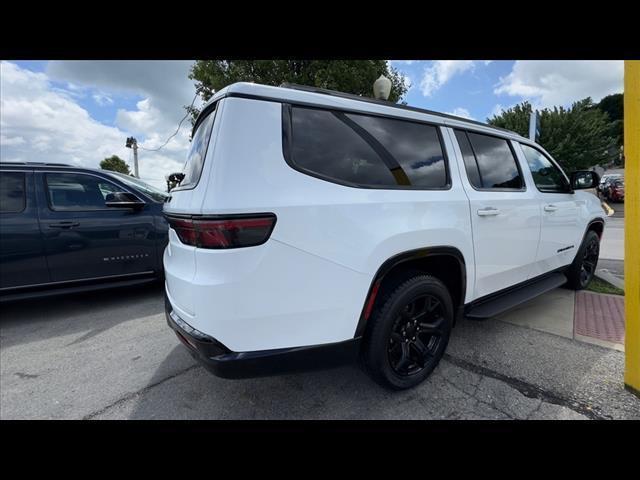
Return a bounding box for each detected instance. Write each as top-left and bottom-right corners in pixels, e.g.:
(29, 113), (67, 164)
(163, 82), (605, 389)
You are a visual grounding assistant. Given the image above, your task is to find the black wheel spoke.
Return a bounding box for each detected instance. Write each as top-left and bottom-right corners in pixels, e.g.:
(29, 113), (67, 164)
(426, 296), (440, 313)
(419, 316), (444, 335)
(395, 343), (411, 371)
(411, 338), (429, 365)
(387, 292), (447, 377)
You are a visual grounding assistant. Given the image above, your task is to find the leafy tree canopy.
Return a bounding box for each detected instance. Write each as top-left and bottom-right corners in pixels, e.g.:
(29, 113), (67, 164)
(487, 98), (617, 171)
(596, 93), (623, 147)
(100, 155), (130, 175)
(597, 93), (623, 122)
(188, 60), (409, 120)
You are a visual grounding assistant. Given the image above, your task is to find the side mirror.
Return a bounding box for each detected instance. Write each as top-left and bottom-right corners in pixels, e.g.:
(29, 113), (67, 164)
(105, 192), (145, 209)
(570, 171), (599, 190)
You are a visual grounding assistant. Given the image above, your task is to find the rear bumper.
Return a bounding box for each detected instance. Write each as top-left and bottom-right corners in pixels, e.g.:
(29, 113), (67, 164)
(165, 293), (361, 379)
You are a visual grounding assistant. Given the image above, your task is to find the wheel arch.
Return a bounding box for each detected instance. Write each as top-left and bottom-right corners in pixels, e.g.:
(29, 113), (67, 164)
(354, 246), (467, 338)
(586, 217), (605, 240)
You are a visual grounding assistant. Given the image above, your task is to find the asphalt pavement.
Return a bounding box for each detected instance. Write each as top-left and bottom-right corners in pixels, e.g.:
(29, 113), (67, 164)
(1, 284), (638, 420)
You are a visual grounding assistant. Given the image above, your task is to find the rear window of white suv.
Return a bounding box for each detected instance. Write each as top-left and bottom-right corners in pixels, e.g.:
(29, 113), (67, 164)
(286, 105), (449, 189)
(178, 107), (216, 189)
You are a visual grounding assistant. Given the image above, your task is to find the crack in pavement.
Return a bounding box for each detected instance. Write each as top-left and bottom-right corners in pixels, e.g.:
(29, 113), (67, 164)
(82, 364), (201, 420)
(81, 352), (608, 420)
(443, 354), (608, 420)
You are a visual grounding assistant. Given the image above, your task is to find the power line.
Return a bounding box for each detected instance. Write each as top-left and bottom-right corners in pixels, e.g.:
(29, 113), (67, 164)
(138, 89), (201, 152)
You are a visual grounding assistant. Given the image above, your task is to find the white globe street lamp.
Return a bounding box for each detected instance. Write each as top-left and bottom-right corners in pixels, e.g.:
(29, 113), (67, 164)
(373, 75), (392, 100)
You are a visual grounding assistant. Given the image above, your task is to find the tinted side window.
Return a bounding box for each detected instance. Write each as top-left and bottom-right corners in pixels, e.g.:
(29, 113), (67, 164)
(291, 107), (396, 186)
(347, 114), (448, 188)
(290, 106), (448, 188)
(180, 108), (216, 189)
(0, 172), (26, 213)
(46, 173), (126, 210)
(466, 132), (523, 190)
(520, 144), (569, 193)
(454, 130), (482, 188)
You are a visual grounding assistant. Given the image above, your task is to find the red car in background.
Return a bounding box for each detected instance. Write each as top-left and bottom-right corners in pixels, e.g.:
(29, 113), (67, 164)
(605, 178), (625, 202)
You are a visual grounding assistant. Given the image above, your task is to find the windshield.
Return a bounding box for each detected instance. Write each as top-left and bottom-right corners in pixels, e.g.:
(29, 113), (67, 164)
(107, 171), (169, 202)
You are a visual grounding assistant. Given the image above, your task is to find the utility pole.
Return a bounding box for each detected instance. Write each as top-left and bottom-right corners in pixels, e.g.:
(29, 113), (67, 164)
(125, 136), (139, 178)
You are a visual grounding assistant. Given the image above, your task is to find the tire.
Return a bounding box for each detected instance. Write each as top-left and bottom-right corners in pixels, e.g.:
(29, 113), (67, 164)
(362, 274), (453, 390)
(565, 230), (600, 290)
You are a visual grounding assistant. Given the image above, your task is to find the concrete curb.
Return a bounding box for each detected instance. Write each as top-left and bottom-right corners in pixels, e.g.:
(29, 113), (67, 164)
(601, 200), (615, 216)
(594, 269), (625, 291)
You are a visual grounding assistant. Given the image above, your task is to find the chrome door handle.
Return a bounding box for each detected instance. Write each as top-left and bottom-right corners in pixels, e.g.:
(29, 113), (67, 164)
(544, 204), (558, 212)
(477, 207), (500, 216)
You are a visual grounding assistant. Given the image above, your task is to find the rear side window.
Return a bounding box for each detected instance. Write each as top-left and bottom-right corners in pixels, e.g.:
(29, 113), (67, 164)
(456, 130), (524, 190)
(0, 172), (26, 213)
(179, 107), (216, 189)
(288, 106), (448, 189)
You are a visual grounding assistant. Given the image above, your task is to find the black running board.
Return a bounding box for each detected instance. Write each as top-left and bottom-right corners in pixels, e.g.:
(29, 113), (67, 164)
(465, 272), (567, 320)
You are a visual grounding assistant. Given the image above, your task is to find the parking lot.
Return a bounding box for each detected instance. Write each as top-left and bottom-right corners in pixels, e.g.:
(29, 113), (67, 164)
(2, 284), (638, 420)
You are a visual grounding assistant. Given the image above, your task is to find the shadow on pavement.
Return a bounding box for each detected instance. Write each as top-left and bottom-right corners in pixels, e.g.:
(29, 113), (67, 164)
(123, 344), (382, 419)
(0, 282), (164, 349)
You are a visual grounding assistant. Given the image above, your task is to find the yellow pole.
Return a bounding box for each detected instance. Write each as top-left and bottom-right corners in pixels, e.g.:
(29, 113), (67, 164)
(624, 60), (640, 397)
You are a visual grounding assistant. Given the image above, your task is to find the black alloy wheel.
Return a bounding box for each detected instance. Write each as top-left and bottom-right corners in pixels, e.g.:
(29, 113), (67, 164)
(362, 274), (453, 390)
(387, 294), (446, 376)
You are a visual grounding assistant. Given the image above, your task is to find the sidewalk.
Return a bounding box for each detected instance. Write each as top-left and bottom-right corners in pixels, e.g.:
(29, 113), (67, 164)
(498, 287), (625, 351)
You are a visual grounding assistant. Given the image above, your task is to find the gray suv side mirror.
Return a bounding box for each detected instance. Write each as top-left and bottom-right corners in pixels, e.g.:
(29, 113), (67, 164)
(571, 171), (599, 190)
(105, 191), (145, 209)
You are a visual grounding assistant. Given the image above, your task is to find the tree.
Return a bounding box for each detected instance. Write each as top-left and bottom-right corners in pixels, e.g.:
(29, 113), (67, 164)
(100, 155), (130, 174)
(596, 93), (623, 149)
(188, 60), (409, 120)
(488, 98), (617, 171)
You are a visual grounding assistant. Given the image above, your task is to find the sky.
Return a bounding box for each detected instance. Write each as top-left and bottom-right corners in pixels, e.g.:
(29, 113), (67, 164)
(0, 60), (624, 189)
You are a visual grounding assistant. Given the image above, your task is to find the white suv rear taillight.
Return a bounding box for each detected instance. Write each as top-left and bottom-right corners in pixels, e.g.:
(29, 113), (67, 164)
(166, 214), (276, 249)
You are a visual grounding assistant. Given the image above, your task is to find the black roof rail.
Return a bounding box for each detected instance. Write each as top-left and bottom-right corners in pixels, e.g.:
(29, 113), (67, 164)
(0, 161), (72, 167)
(279, 82), (518, 136)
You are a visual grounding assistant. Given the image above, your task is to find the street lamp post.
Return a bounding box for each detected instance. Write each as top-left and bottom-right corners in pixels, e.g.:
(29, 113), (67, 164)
(125, 136), (139, 178)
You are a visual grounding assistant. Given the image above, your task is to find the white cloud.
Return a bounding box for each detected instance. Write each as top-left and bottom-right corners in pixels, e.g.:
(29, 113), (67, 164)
(420, 61), (476, 96)
(488, 103), (507, 119)
(0, 61), (190, 189)
(0, 134), (26, 146)
(447, 107), (475, 120)
(494, 60), (623, 107)
(92, 92), (113, 106)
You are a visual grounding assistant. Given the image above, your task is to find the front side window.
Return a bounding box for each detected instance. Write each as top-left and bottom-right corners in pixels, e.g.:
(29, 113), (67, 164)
(459, 131), (524, 190)
(46, 173), (126, 210)
(289, 106), (448, 189)
(179, 108), (216, 189)
(0, 172), (26, 213)
(107, 171), (168, 202)
(520, 143), (570, 193)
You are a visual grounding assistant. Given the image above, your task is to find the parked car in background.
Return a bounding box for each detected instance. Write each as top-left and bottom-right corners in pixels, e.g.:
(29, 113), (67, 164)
(598, 173), (622, 195)
(163, 82), (605, 390)
(0, 162), (169, 301)
(605, 178), (625, 202)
